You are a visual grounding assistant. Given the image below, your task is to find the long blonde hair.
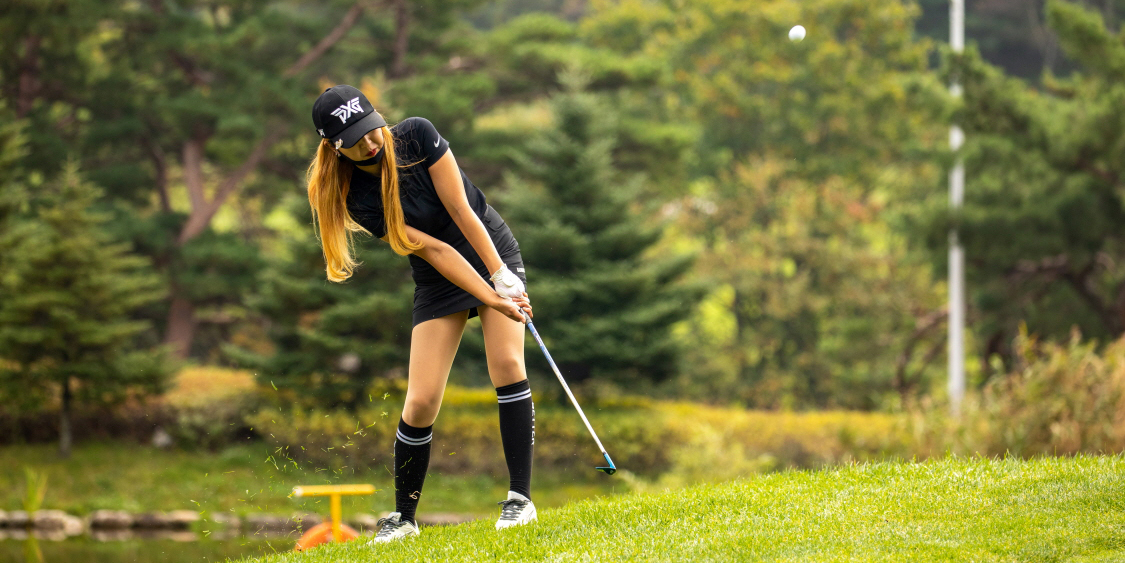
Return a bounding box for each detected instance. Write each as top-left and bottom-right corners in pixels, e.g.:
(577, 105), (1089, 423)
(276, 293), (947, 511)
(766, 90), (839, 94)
(306, 126), (422, 282)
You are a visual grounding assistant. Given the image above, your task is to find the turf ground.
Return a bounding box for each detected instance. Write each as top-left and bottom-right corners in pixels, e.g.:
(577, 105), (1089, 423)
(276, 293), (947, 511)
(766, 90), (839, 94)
(253, 454), (1125, 562)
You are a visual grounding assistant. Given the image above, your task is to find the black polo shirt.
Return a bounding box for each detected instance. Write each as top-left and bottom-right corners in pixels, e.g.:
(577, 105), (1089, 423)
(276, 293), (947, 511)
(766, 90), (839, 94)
(345, 117), (491, 285)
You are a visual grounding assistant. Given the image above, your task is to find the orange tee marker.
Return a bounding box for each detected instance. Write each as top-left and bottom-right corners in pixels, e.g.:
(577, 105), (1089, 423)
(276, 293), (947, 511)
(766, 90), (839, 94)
(292, 484), (376, 550)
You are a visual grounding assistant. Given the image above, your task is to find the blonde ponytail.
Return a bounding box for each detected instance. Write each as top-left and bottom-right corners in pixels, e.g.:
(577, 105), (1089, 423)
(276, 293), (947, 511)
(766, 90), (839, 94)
(378, 131), (423, 256)
(306, 126), (421, 283)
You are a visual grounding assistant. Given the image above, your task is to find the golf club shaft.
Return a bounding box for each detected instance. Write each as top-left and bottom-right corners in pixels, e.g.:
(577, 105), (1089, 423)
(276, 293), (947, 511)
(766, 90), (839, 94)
(524, 319), (609, 455)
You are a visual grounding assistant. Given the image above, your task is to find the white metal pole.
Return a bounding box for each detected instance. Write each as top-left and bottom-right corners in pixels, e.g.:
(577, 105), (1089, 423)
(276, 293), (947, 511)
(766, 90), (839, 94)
(949, 0), (966, 417)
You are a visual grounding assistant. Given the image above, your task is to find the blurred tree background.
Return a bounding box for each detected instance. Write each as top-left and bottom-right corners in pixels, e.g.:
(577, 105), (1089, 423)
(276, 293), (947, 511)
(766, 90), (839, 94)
(2, 0), (1123, 439)
(913, 0), (1125, 382)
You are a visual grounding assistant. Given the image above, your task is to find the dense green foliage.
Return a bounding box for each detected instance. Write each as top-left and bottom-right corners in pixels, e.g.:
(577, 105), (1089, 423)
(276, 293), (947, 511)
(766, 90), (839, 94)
(255, 455), (1125, 562)
(227, 200), (415, 410)
(912, 327), (1125, 458)
(914, 0), (1125, 379)
(498, 77), (702, 385)
(0, 107), (28, 246)
(4, 0), (1125, 423)
(0, 156), (171, 454)
(914, 0), (1125, 81)
(579, 0), (948, 408)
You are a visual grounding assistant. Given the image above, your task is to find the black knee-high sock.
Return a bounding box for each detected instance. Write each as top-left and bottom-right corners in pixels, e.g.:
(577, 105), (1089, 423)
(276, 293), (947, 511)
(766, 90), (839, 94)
(394, 418), (432, 525)
(496, 379), (534, 499)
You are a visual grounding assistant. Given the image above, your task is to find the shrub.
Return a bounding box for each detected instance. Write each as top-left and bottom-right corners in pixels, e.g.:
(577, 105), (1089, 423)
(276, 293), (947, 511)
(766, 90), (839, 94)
(908, 328), (1125, 457)
(162, 367), (263, 450)
(0, 367), (261, 449)
(247, 387), (908, 482)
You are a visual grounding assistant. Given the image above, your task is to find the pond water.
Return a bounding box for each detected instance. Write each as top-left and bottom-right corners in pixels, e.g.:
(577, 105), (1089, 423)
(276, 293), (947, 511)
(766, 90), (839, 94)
(0, 530), (302, 563)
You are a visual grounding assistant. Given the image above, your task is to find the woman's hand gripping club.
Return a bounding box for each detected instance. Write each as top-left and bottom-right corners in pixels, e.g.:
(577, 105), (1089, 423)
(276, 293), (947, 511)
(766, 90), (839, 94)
(491, 264), (525, 300)
(488, 264), (532, 324)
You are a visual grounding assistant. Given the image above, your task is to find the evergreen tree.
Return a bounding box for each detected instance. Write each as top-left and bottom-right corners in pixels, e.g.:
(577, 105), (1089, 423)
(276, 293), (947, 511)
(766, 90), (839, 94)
(498, 73), (703, 387)
(913, 0), (1125, 82)
(916, 0), (1125, 376)
(3, 0), (496, 360)
(227, 199), (415, 411)
(0, 162), (171, 458)
(0, 106), (28, 232)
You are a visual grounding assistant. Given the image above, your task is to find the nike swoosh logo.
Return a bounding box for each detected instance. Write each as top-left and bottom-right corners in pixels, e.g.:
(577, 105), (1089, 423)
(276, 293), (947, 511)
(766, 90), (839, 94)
(434, 139), (440, 147)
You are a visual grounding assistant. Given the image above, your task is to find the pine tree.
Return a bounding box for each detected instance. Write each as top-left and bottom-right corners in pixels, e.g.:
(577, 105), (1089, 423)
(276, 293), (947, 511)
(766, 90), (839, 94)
(0, 161), (171, 458)
(915, 0), (1125, 374)
(0, 106), (28, 232)
(227, 199), (415, 411)
(498, 73), (703, 387)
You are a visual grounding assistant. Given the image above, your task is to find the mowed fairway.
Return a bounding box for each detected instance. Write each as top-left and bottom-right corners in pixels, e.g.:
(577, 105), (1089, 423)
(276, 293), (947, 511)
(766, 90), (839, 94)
(253, 455), (1125, 562)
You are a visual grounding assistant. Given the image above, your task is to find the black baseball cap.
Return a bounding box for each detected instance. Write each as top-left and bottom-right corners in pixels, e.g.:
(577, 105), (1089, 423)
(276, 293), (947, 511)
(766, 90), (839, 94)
(312, 85), (387, 149)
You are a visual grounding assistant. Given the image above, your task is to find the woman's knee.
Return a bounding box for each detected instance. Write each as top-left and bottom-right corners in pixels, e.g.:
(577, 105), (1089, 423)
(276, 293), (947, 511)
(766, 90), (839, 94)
(402, 394), (443, 426)
(488, 353), (526, 385)
(490, 353), (524, 380)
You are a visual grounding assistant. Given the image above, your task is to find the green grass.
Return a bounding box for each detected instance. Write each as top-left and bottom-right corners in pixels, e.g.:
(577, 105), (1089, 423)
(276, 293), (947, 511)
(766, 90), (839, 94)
(0, 441), (621, 519)
(253, 454), (1125, 562)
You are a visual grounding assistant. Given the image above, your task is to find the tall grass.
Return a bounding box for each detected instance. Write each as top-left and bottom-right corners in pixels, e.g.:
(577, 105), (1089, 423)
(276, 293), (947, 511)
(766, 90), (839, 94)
(22, 466), (47, 512)
(909, 328), (1125, 457)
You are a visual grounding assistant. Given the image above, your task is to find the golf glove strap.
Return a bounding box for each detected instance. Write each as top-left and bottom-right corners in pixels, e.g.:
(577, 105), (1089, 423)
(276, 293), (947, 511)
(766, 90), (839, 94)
(491, 264), (525, 300)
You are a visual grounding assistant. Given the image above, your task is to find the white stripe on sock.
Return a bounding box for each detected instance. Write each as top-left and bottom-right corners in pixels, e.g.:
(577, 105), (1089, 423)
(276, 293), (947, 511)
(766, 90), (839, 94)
(497, 389), (532, 403)
(396, 429), (432, 445)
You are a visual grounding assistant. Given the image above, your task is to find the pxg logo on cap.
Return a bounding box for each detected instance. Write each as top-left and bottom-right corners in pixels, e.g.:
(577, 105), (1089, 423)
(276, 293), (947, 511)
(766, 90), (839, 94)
(312, 85), (387, 149)
(331, 97), (364, 124)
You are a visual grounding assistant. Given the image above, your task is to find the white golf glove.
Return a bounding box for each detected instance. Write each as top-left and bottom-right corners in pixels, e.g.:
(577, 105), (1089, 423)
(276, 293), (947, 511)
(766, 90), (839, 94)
(490, 264), (525, 300)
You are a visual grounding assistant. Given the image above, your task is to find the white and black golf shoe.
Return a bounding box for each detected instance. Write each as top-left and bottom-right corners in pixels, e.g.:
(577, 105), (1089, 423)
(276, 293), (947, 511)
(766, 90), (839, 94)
(367, 512), (419, 544)
(495, 491), (537, 530)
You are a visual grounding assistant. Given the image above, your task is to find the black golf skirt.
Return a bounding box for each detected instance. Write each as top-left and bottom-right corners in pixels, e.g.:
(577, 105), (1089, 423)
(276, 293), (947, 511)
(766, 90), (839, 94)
(411, 205), (527, 327)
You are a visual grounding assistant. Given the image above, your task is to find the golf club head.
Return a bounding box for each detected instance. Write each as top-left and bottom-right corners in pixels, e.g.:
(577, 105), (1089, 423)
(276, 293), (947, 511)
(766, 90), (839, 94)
(597, 452), (617, 475)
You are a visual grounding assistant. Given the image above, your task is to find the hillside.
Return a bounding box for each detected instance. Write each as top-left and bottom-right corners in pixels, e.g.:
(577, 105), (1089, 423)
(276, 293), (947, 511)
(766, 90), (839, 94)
(254, 454), (1125, 562)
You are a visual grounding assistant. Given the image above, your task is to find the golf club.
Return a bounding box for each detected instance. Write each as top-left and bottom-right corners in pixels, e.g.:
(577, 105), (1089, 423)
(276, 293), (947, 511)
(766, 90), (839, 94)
(522, 313), (617, 475)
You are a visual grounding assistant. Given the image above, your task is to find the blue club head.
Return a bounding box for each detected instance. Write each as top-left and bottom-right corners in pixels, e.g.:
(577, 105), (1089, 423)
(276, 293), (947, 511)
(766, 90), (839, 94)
(597, 452), (617, 475)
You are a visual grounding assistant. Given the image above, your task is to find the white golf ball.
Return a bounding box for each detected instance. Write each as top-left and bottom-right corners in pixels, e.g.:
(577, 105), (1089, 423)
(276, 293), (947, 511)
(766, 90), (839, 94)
(789, 25), (806, 41)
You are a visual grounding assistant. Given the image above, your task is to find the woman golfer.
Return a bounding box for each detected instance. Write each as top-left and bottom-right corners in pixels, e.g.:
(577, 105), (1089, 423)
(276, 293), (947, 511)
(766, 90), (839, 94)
(308, 85), (537, 542)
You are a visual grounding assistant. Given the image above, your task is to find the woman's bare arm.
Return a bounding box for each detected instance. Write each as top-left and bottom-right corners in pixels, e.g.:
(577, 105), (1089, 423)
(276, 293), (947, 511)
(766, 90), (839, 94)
(427, 150), (506, 276)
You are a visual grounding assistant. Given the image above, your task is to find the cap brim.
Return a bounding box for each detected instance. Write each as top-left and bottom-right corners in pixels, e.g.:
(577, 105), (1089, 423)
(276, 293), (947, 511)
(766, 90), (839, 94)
(334, 112), (387, 149)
